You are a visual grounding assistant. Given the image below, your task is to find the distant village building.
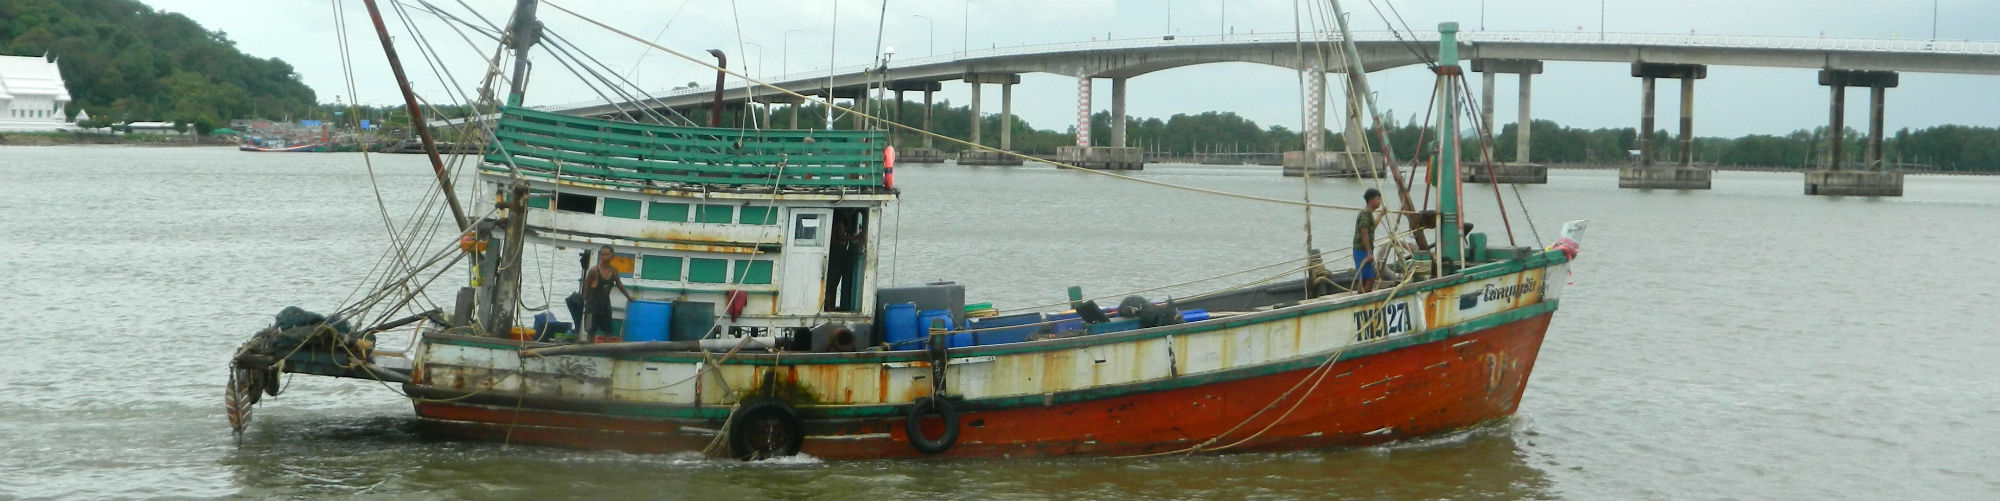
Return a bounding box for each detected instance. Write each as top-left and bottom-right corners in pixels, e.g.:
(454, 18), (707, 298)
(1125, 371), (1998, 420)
(0, 54), (74, 132)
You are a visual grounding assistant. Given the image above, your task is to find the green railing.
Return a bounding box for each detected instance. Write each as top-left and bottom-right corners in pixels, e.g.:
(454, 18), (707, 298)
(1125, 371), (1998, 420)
(485, 107), (887, 188)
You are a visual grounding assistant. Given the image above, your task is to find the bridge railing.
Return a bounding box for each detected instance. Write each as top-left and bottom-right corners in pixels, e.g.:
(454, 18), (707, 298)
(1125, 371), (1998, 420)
(542, 31), (2000, 113)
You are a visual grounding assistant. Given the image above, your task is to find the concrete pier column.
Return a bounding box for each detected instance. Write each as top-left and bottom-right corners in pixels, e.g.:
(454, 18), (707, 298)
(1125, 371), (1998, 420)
(922, 89), (934, 148)
(1808, 69), (1901, 196)
(1465, 59), (1547, 183)
(1517, 73), (1533, 164)
(1639, 76), (1656, 167)
(1678, 75), (1695, 168)
(1828, 84), (1846, 171)
(1074, 76), (1092, 147)
(959, 74), (1023, 166)
(1000, 81), (1013, 150)
(1343, 89), (1367, 152)
(894, 90), (906, 124)
(1481, 72), (1496, 140)
(1058, 75), (1144, 171)
(855, 90), (868, 130)
(1304, 68), (1326, 153)
(1111, 77), (1128, 148)
(1283, 68), (1351, 178)
(1868, 85), (1886, 170)
(1621, 63), (1710, 190)
(968, 82), (983, 146)
(790, 103), (800, 129)
(885, 81), (946, 163)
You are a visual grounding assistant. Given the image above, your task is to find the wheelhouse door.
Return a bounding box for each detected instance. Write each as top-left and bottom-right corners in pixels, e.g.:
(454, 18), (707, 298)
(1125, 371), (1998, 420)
(778, 209), (832, 315)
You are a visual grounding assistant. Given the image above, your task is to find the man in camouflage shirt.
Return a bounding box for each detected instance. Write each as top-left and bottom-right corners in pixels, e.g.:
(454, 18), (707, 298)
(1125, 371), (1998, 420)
(1353, 188), (1383, 292)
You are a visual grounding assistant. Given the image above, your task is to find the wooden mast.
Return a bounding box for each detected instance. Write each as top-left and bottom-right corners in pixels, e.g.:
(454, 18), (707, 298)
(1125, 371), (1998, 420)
(1326, 0), (1431, 253)
(484, 0), (541, 336)
(359, 0), (469, 232)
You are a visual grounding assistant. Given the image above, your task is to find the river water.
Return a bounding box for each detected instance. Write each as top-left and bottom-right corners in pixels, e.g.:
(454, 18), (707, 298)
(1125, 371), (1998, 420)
(2, 145), (1995, 500)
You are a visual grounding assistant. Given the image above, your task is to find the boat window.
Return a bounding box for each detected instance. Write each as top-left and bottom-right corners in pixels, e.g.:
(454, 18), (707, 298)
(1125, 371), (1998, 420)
(698, 204), (735, 224)
(647, 202), (689, 222)
(740, 206), (778, 225)
(688, 258), (728, 283)
(793, 213), (825, 246)
(602, 198), (642, 219)
(732, 260), (774, 284)
(555, 193), (598, 214)
(640, 255), (684, 281)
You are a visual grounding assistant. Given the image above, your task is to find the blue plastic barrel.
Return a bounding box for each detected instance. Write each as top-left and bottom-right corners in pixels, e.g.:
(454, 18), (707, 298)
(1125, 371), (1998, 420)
(1180, 309), (1211, 322)
(918, 309), (959, 349)
(623, 300), (674, 342)
(918, 309), (955, 332)
(882, 303), (921, 347)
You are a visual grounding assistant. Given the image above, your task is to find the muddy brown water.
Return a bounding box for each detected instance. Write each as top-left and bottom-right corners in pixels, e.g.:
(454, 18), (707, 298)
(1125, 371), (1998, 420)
(3, 146), (1996, 500)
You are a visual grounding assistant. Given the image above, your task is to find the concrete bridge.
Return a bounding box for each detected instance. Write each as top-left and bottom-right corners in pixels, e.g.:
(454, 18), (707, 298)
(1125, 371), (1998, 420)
(544, 30), (2000, 195)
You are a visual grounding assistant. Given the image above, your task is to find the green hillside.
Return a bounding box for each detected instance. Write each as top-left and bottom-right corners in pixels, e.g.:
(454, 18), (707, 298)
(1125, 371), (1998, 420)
(0, 0), (316, 127)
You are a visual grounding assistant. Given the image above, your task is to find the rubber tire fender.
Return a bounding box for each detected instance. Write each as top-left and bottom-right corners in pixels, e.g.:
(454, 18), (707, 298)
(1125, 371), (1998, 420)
(728, 399), (806, 460)
(905, 396), (961, 454)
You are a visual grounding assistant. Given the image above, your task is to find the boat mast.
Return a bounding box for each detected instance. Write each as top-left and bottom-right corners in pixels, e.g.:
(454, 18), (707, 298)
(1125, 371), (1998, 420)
(825, 0), (839, 130)
(504, 0), (541, 108)
(1325, 0), (1429, 253)
(358, 0), (470, 232)
(1435, 22), (1464, 272)
(485, 0), (541, 336)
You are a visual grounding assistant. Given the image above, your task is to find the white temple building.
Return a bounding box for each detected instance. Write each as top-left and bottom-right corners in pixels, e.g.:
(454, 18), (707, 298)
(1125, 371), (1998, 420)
(0, 54), (74, 132)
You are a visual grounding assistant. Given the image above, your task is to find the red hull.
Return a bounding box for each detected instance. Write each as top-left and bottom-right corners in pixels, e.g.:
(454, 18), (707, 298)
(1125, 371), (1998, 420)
(411, 312), (1552, 459)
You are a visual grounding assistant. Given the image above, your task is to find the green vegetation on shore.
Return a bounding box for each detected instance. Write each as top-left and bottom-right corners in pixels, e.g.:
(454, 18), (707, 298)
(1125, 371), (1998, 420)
(0, 0), (317, 132)
(835, 101), (2000, 173)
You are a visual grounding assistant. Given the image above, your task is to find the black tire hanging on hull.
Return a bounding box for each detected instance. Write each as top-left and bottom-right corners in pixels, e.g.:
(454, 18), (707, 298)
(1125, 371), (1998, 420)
(905, 396), (960, 454)
(729, 399), (806, 460)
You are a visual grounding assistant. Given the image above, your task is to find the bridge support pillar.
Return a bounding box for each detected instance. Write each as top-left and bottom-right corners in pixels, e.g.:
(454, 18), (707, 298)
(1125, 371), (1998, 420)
(1339, 71), (1376, 178)
(1807, 69), (1902, 196)
(754, 94), (804, 130)
(1058, 76), (1142, 170)
(1000, 81), (1013, 150)
(1620, 63), (1710, 190)
(957, 74), (1022, 165)
(1480, 72), (1496, 143)
(959, 73), (1023, 166)
(1518, 73), (1533, 165)
(1304, 69), (1325, 153)
(1111, 77), (1128, 148)
(1284, 69), (1349, 177)
(887, 83), (948, 164)
(893, 90), (905, 125)
(1469, 58), (1547, 184)
(968, 82), (982, 146)
(1640, 76), (1656, 167)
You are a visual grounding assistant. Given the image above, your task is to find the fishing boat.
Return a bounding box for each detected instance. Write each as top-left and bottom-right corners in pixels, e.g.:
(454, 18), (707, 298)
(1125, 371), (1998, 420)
(227, 0), (1586, 460)
(238, 140), (327, 153)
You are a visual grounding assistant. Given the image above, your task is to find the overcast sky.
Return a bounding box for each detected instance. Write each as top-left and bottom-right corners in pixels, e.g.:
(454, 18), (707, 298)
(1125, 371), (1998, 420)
(133, 0), (2000, 138)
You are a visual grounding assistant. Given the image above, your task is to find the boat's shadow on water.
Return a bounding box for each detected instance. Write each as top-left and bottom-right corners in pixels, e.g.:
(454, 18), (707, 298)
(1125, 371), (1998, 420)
(216, 414), (1556, 500)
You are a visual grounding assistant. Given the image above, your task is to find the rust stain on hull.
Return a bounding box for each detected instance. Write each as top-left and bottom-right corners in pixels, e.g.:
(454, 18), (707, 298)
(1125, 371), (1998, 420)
(413, 312), (1555, 459)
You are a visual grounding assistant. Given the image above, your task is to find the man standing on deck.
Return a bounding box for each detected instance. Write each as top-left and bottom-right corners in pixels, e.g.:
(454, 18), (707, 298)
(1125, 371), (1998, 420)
(1354, 188), (1384, 293)
(582, 245), (634, 341)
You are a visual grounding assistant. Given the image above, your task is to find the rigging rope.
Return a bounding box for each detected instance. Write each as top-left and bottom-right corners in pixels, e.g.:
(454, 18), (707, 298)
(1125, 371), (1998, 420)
(534, 0), (1412, 216)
